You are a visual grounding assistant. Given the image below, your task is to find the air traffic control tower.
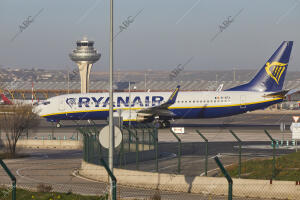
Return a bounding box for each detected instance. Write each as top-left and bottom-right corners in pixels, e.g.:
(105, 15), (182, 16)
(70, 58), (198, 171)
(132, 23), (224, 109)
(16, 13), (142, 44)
(69, 37), (101, 93)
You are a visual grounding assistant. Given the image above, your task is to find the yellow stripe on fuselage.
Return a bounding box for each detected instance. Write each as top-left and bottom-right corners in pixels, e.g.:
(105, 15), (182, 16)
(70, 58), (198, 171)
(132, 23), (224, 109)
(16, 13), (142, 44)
(41, 98), (282, 117)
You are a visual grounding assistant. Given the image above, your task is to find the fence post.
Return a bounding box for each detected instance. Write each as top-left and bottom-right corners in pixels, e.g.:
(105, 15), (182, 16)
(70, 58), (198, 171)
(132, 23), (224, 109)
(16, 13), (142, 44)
(128, 128), (131, 152)
(0, 159), (16, 200)
(196, 130), (208, 176)
(264, 130), (276, 180)
(148, 126), (152, 151)
(142, 126), (145, 151)
(125, 127), (139, 170)
(154, 126), (159, 172)
(170, 128), (181, 174)
(147, 124), (159, 172)
(214, 156), (233, 200)
(86, 132), (90, 163)
(133, 128), (139, 170)
(100, 158), (117, 200)
(77, 128), (86, 161)
(119, 128), (124, 168)
(229, 130), (242, 178)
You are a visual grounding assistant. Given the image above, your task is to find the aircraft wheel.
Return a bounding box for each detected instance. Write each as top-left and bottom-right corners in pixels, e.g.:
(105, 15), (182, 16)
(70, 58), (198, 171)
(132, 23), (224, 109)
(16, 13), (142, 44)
(162, 120), (170, 128)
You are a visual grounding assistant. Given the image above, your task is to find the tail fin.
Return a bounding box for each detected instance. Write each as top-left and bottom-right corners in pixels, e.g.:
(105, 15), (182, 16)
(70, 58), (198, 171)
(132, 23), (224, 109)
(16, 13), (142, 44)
(227, 41), (293, 92)
(0, 93), (13, 105)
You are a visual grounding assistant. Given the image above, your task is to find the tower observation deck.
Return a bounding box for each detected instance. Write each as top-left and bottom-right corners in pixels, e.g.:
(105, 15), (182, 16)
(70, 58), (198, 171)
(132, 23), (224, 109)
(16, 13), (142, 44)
(69, 37), (101, 93)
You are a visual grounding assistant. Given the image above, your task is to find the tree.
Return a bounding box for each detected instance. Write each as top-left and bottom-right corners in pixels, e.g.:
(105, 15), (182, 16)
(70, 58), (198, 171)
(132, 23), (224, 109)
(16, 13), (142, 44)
(0, 103), (40, 157)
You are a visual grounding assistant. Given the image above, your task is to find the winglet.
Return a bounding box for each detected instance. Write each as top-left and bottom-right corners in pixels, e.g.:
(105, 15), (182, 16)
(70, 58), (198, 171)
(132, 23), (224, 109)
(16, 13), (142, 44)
(167, 85), (180, 104)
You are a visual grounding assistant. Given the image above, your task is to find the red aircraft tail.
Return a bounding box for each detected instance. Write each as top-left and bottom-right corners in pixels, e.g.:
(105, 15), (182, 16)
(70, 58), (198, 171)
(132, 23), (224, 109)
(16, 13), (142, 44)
(0, 93), (13, 105)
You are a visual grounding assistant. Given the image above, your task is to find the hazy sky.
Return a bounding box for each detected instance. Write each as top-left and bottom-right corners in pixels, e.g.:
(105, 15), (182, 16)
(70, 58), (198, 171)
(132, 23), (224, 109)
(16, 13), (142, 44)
(0, 0), (300, 72)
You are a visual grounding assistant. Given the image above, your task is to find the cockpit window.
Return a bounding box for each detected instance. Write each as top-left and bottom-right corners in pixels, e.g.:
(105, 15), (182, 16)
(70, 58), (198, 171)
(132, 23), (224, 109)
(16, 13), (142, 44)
(42, 101), (50, 105)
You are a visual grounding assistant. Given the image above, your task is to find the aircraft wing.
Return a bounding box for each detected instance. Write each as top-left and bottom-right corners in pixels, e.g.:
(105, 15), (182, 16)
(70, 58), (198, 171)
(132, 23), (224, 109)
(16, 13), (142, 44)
(137, 85), (180, 117)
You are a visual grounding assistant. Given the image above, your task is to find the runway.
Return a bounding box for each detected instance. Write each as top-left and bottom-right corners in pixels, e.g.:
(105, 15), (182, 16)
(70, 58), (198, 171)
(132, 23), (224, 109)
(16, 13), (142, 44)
(29, 111), (297, 142)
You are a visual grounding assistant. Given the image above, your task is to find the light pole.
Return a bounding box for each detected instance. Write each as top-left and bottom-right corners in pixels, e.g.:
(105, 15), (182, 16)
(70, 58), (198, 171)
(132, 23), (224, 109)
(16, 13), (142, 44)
(233, 68), (236, 81)
(144, 71), (147, 92)
(109, 0), (115, 199)
(67, 66), (70, 94)
(129, 81), (131, 127)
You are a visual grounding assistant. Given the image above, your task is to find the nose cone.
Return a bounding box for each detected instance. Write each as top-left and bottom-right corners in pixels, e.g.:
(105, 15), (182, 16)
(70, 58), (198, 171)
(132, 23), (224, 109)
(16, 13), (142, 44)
(33, 104), (41, 115)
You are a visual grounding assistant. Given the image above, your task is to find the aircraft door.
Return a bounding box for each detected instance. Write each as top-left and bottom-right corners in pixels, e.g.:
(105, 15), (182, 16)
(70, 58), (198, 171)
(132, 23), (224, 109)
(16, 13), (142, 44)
(240, 95), (246, 109)
(58, 98), (66, 112)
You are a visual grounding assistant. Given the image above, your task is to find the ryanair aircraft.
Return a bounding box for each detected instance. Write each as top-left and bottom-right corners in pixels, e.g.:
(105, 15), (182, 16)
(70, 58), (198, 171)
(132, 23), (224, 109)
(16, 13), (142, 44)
(37, 41), (293, 128)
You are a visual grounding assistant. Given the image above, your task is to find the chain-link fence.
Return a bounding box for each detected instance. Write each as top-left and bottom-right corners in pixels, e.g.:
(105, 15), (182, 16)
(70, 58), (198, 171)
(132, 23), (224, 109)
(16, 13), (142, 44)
(79, 124), (157, 169)
(75, 125), (300, 199)
(1, 124), (300, 200)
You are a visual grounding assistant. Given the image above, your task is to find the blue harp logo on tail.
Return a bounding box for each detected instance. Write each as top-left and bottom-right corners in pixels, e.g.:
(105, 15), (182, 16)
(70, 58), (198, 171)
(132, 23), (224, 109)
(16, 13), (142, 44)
(265, 62), (287, 85)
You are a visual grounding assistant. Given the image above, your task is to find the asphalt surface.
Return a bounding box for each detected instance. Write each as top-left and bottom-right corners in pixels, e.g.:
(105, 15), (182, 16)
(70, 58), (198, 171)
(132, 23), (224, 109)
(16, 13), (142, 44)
(1, 111), (299, 199)
(25, 110), (298, 141)
(0, 149), (265, 200)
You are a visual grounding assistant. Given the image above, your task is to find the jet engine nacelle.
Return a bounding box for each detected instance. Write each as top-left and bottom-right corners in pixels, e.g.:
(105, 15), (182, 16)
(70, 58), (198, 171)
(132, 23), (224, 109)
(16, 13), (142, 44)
(114, 110), (154, 123)
(136, 115), (147, 122)
(136, 113), (153, 122)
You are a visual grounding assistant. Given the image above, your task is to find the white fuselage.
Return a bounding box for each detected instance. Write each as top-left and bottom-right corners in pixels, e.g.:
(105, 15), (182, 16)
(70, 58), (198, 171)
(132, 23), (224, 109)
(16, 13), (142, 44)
(36, 91), (281, 122)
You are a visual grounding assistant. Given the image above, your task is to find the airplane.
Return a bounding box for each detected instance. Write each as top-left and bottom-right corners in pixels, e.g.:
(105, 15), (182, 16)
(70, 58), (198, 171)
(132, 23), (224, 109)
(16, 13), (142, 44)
(37, 41), (293, 128)
(0, 93), (13, 105)
(0, 93), (41, 105)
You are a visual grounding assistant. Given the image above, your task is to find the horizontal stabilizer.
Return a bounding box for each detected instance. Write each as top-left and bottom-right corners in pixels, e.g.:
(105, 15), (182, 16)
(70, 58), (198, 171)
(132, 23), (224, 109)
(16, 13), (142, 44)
(263, 90), (289, 98)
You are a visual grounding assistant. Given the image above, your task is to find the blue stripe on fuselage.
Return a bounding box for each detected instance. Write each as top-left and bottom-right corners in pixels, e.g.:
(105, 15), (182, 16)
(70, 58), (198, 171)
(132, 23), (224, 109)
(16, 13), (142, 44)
(45, 99), (282, 122)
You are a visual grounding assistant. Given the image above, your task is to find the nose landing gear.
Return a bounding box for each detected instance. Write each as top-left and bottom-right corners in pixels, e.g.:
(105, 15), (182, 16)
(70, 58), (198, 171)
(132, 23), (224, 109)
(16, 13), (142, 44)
(56, 122), (61, 128)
